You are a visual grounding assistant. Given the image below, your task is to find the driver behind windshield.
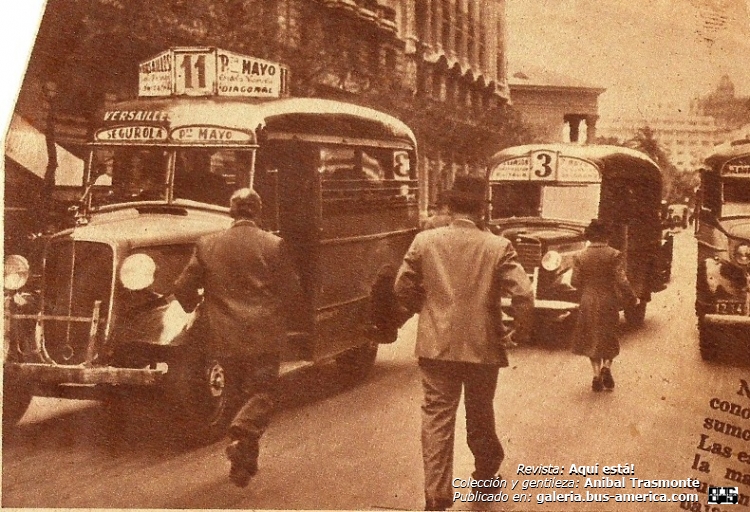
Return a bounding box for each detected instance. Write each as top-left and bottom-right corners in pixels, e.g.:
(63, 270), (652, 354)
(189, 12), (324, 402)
(114, 150), (165, 200)
(173, 150), (234, 206)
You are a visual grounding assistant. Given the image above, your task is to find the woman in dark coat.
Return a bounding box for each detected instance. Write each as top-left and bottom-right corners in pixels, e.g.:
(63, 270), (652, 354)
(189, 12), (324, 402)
(571, 219), (639, 392)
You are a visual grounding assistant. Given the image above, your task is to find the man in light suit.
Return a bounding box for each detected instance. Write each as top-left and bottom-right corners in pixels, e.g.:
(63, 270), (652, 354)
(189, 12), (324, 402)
(394, 175), (533, 511)
(174, 188), (302, 487)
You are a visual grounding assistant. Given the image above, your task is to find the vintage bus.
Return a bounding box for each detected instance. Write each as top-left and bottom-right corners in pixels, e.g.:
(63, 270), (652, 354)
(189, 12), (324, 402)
(3, 47), (421, 438)
(694, 138), (750, 361)
(486, 144), (673, 333)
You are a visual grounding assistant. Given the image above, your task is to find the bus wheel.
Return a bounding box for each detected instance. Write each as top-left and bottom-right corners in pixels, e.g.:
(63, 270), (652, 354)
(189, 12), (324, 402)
(624, 301), (647, 326)
(698, 318), (718, 361)
(336, 342), (378, 382)
(170, 350), (240, 444)
(2, 374), (31, 433)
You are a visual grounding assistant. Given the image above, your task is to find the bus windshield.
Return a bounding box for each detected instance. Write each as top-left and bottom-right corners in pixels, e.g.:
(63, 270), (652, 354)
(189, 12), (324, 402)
(90, 147), (169, 203)
(173, 148), (250, 205)
(491, 183), (600, 223)
(722, 179), (750, 216)
(89, 147), (252, 207)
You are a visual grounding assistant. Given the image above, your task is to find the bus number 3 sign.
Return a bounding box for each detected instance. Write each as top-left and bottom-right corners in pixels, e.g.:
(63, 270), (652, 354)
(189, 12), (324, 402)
(531, 150), (557, 180)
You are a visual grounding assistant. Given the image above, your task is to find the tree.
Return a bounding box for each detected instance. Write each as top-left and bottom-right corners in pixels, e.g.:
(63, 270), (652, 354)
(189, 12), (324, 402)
(625, 126), (680, 201)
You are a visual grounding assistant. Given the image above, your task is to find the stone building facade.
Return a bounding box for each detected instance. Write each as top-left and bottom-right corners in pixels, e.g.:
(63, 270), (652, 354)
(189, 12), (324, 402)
(10, 0), (515, 207)
(507, 66), (605, 144)
(597, 110), (724, 173)
(692, 75), (750, 131)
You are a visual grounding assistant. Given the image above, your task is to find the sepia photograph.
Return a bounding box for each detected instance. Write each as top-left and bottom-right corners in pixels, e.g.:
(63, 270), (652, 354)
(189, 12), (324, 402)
(1, 1), (750, 510)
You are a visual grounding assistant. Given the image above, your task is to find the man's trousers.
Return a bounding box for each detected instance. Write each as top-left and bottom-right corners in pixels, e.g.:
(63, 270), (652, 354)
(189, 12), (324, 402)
(228, 353), (280, 468)
(418, 358), (504, 505)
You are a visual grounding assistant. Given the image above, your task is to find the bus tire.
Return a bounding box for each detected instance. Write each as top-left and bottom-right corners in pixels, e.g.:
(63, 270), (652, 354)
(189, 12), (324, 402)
(698, 318), (718, 361)
(336, 341), (378, 382)
(624, 301), (647, 326)
(2, 374), (31, 433)
(169, 348), (241, 444)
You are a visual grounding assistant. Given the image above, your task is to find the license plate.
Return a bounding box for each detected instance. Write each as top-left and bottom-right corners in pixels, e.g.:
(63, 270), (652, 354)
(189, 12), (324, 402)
(714, 301), (747, 315)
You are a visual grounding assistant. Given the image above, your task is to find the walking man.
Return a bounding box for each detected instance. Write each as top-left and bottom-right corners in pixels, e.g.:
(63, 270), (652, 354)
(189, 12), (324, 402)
(174, 188), (302, 487)
(394, 175), (534, 511)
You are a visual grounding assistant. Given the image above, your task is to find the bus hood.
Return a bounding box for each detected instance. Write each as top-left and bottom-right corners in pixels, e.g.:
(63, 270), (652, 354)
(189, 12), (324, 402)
(717, 217), (750, 243)
(491, 218), (586, 245)
(55, 204), (231, 247)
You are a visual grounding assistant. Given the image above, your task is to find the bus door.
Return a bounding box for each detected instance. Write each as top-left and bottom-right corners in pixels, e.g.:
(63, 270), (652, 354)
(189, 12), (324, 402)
(255, 141), (318, 360)
(599, 174), (659, 300)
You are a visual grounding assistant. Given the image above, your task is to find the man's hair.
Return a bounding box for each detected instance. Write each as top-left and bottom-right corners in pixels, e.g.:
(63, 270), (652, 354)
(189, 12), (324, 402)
(584, 219), (610, 242)
(446, 175), (487, 215)
(229, 188), (262, 219)
(448, 196), (484, 215)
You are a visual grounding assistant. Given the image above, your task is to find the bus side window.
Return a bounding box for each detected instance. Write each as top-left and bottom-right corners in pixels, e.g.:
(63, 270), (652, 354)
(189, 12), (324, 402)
(320, 146), (416, 206)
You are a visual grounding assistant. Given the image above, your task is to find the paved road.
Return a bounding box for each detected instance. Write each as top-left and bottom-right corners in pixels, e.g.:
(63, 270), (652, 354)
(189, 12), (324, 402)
(3, 229), (749, 510)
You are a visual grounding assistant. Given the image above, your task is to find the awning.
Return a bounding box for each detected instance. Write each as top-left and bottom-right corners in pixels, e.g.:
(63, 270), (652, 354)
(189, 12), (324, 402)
(4, 114), (84, 186)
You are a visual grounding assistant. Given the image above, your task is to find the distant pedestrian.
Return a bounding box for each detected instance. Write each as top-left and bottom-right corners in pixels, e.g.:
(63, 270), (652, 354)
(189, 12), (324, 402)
(571, 219), (638, 392)
(423, 191), (453, 230)
(174, 188), (302, 487)
(394, 175), (534, 511)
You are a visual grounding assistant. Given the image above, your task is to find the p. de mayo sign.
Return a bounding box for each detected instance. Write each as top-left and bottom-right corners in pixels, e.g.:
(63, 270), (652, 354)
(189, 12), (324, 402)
(138, 47), (289, 99)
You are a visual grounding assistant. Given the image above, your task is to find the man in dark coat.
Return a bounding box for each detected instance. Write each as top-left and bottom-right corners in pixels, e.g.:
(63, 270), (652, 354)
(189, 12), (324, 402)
(394, 175), (534, 511)
(174, 188), (302, 487)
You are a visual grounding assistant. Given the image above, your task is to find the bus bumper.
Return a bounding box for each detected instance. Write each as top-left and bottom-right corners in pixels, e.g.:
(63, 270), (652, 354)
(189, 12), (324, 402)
(702, 314), (750, 326)
(4, 362), (167, 386)
(501, 297), (579, 323)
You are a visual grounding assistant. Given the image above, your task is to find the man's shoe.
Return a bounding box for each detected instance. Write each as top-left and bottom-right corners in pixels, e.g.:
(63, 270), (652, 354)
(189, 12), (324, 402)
(229, 464), (253, 488)
(600, 367), (615, 390)
(425, 497), (452, 511)
(592, 376), (604, 392)
(226, 441), (258, 487)
(471, 470), (503, 482)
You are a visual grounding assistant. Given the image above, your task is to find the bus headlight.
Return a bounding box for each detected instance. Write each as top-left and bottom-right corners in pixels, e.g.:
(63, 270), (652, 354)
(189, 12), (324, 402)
(541, 250), (562, 272)
(4, 255), (30, 291)
(735, 243), (750, 266)
(120, 253), (156, 291)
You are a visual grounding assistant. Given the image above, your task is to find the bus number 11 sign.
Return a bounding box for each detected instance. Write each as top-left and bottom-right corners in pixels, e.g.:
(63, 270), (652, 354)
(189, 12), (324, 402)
(138, 47), (289, 99)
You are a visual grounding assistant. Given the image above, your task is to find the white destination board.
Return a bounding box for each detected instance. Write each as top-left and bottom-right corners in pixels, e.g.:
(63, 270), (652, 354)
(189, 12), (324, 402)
(723, 156), (750, 177)
(137, 47), (289, 99)
(216, 49), (284, 98)
(138, 50), (173, 97)
(490, 152), (601, 183)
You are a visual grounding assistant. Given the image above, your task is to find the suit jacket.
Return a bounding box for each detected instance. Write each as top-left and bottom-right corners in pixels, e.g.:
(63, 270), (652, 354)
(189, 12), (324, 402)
(174, 219), (302, 357)
(394, 217), (534, 365)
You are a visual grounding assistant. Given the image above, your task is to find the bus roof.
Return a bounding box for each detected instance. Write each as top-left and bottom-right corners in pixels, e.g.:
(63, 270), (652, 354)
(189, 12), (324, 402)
(703, 139), (750, 171)
(95, 96), (417, 147)
(488, 143), (660, 180)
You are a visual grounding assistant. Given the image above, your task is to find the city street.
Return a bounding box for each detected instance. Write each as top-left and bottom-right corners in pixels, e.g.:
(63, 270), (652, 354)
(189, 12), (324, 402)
(2, 229), (749, 510)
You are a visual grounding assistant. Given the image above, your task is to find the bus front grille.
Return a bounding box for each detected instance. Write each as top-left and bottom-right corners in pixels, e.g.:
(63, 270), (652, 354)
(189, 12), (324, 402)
(42, 241), (113, 365)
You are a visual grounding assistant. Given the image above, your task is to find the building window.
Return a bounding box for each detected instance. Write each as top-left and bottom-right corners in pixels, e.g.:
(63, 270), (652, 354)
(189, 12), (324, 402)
(474, 90), (484, 112)
(431, 0), (439, 46)
(455, 0), (464, 53)
(467, 0), (476, 61)
(385, 48), (397, 88)
(415, 0), (427, 42)
(438, 74), (447, 102)
(478, 9), (486, 69)
(446, 75), (456, 105)
(458, 80), (468, 107)
(441, 0), (451, 50)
